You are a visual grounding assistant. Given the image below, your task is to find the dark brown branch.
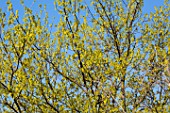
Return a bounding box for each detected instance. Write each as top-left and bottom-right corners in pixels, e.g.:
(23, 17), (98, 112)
(8, 9), (27, 86)
(63, 6), (89, 91)
(5, 102), (19, 113)
(98, 0), (121, 58)
(77, 50), (87, 89)
(126, 1), (140, 58)
(13, 98), (22, 113)
(41, 89), (60, 113)
(44, 57), (88, 94)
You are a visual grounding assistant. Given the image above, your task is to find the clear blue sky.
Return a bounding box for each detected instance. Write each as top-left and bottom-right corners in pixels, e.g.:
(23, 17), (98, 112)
(0, 0), (166, 24)
(1, 0), (165, 11)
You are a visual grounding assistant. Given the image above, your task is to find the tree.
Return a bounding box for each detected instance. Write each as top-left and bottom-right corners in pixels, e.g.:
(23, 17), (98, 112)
(0, 0), (169, 112)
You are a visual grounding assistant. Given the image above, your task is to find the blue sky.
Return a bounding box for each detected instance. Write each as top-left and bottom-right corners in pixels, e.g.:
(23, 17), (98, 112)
(143, 0), (164, 13)
(1, 0), (165, 11)
(0, 0), (166, 24)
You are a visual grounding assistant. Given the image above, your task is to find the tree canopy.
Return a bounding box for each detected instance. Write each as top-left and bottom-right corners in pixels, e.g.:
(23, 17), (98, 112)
(0, 0), (170, 112)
